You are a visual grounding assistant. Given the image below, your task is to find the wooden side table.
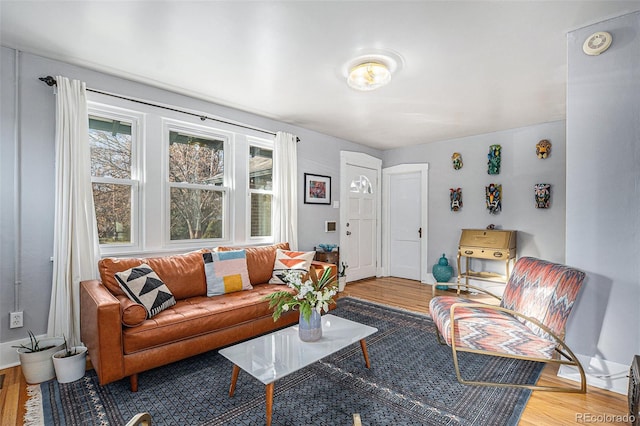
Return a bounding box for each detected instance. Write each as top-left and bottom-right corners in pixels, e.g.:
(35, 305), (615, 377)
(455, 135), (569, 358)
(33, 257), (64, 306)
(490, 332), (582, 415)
(314, 247), (339, 268)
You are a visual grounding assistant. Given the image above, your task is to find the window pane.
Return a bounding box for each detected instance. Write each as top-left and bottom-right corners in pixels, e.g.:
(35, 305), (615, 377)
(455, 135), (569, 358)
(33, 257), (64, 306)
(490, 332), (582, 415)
(350, 175), (373, 194)
(250, 193), (272, 237)
(169, 131), (224, 186)
(249, 147), (273, 190)
(170, 187), (223, 240)
(92, 183), (131, 244)
(89, 116), (132, 179)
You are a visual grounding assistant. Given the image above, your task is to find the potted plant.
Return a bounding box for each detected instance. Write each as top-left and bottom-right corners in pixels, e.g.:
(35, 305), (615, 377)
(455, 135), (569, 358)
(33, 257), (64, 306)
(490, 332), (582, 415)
(13, 331), (65, 384)
(52, 335), (88, 383)
(263, 266), (337, 341)
(338, 262), (348, 292)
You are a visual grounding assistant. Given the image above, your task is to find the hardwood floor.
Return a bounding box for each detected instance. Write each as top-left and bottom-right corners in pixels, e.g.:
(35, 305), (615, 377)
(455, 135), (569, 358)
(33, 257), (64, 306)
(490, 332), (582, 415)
(0, 276), (630, 425)
(0, 364), (29, 425)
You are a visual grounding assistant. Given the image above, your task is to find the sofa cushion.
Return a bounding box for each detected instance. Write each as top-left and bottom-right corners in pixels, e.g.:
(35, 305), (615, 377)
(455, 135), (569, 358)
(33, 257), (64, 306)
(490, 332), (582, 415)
(269, 249), (315, 284)
(203, 250), (252, 296)
(115, 263), (176, 318)
(217, 242), (289, 285)
(117, 295), (147, 327)
(99, 249), (208, 300)
(121, 284), (295, 354)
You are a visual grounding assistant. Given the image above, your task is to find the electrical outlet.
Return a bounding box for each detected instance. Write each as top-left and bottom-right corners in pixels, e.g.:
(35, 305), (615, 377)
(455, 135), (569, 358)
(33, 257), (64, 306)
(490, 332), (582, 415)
(10, 311), (23, 329)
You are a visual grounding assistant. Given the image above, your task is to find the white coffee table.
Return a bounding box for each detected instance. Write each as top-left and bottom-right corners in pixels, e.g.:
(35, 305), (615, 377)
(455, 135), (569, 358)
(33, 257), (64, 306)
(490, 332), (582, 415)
(218, 314), (378, 426)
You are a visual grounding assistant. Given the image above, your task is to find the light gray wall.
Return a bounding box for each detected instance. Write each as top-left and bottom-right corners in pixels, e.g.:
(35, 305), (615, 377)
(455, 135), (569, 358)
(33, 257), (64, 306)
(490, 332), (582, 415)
(383, 121), (567, 274)
(0, 48), (381, 343)
(565, 11), (640, 365)
(1, 48), (18, 343)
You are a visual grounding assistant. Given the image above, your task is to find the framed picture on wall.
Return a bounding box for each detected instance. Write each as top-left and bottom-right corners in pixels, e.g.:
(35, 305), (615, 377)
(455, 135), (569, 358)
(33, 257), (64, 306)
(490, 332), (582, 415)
(304, 173), (331, 205)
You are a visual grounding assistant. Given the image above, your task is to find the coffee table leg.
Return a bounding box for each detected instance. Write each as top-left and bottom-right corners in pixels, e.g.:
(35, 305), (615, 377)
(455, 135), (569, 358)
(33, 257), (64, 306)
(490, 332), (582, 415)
(229, 364), (240, 397)
(266, 382), (274, 426)
(360, 339), (371, 368)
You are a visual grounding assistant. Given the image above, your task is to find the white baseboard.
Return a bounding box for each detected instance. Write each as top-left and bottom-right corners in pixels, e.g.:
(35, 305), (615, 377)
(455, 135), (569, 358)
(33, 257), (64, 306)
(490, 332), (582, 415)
(558, 354), (629, 395)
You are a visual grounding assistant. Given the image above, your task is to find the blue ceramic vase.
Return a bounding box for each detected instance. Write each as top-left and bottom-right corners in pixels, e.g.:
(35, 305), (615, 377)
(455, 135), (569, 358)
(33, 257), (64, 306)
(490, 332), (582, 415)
(432, 254), (453, 290)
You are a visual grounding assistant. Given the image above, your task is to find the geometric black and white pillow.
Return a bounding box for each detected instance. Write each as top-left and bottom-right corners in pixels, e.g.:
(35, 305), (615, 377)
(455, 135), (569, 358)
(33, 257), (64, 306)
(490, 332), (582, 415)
(115, 263), (176, 318)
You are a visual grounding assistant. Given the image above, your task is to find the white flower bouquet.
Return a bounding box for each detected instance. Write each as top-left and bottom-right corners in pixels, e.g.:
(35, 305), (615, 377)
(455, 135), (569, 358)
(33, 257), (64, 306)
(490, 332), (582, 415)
(264, 266), (337, 322)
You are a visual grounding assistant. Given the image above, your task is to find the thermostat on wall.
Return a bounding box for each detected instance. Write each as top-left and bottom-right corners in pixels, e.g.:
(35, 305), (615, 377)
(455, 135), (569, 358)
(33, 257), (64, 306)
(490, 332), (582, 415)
(583, 31), (612, 56)
(325, 221), (337, 232)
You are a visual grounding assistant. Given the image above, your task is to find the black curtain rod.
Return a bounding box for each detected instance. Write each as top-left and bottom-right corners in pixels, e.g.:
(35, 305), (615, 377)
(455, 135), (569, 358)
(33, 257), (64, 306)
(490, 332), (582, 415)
(39, 76), (300, 142)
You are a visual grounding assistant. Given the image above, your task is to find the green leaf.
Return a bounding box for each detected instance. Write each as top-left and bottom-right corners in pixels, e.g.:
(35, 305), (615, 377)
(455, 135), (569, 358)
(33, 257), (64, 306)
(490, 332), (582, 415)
(299, 303), (312, 322)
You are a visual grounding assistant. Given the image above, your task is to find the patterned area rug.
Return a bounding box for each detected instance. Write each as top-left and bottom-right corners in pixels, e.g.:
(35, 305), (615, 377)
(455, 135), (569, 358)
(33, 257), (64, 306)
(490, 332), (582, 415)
(27, 297), (543, 425)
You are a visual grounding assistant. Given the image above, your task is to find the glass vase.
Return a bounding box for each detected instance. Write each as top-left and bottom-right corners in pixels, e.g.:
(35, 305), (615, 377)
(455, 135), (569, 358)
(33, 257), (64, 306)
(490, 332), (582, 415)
(299, 309), (322, 342)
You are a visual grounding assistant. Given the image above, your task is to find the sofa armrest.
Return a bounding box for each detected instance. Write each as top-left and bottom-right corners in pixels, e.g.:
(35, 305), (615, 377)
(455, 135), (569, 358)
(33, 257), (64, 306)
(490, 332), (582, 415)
(80, 279), (125, 385)
(311, 260), (337, 277)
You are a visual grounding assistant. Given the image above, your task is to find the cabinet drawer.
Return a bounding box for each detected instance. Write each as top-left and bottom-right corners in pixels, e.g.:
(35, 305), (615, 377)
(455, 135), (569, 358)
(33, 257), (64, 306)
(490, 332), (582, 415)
(459, 247), (511, 260)
(314, 251), (339, 265)
(458, 247), (516, 261)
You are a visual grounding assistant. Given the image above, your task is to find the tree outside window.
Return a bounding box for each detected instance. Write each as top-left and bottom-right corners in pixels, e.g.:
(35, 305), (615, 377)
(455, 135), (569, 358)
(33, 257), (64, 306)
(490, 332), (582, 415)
(89, 116), (134, 245)
(168, 131), (225, 240)
(249, 145), (273, 238)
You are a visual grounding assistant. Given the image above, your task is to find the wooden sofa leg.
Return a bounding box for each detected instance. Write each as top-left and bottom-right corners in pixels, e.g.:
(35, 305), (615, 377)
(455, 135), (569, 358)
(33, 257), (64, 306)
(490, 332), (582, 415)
(130, 374), (139, 392)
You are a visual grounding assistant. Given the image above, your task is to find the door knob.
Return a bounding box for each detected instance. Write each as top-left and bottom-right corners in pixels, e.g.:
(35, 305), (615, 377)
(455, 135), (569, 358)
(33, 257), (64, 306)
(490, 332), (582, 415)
(346, 231), (352, 236)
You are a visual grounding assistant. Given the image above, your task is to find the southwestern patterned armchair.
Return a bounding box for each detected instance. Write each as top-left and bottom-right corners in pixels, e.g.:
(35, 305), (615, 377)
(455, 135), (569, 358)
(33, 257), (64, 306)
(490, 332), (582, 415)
(429, 256), (587, 393)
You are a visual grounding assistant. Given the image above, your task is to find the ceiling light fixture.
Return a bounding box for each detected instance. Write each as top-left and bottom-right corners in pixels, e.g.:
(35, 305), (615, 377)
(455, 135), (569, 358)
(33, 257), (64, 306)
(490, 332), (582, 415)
(343, 49), (403, 92)
(348, 61), (391, 91)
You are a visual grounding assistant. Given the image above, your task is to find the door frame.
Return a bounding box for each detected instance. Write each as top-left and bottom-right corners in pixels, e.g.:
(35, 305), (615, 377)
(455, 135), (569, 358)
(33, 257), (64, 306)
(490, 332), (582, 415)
(382, 163), (429, 282)
(340, 151), (383, 280)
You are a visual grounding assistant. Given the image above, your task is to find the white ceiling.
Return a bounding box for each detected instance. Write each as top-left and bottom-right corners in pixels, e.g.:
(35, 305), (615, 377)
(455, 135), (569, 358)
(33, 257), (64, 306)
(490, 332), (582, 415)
(2, 1), (639, 150)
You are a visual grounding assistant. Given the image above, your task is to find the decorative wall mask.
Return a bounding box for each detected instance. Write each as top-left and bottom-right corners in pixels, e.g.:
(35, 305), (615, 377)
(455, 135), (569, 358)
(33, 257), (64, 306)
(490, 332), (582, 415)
(487, 144), (501, 175)
(536, 139), (552, 159)
(534, 183), (551, 208)
(451, 152), (463, 170)
(450, 188), (462, 211)
(485, 183), (502, 214)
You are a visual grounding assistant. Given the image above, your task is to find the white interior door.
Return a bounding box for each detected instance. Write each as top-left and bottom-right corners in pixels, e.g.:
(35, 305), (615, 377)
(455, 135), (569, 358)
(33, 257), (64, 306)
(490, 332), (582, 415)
(382, 163), (429, 283)
(389, 172), (421, 280)
(345, 164), (377, 280)
(340, 152), (381, 283)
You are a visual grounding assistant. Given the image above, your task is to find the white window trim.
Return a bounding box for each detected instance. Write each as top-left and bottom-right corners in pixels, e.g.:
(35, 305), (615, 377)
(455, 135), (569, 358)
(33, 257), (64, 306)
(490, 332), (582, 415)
(247, 137), (275, 245)
(88, 102), (144, 255)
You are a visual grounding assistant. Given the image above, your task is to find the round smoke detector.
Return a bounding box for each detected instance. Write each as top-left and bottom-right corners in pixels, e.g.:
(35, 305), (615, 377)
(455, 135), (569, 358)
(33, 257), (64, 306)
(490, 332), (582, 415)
(583, 31), (612, 56)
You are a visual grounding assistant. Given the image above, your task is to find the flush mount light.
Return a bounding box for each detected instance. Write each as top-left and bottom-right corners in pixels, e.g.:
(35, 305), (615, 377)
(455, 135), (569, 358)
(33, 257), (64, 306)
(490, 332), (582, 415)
(343, 50), (403, 91)
(348, 61), (391, 91)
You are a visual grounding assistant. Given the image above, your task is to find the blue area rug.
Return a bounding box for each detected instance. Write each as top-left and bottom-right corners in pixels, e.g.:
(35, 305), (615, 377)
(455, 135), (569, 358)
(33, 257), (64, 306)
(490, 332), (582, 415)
(32, 297), (543, 425)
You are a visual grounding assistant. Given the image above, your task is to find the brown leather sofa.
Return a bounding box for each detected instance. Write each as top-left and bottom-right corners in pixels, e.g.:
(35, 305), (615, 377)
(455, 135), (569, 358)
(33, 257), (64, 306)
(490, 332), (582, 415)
(80, 243), (336, 391)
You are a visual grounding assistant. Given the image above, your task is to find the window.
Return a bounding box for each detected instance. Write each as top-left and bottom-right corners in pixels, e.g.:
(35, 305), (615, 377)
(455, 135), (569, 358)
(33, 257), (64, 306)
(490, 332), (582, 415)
(88, 95), (275, 255)
(168, 130), (226, 241)
(248, 145), (273, 238)
(88, 114), (138, 246)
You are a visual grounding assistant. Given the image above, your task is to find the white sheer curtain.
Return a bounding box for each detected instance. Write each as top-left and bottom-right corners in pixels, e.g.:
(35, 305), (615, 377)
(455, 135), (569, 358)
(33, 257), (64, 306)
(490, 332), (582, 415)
(47, 76), (100, 347)
(273, 131), (298, 250)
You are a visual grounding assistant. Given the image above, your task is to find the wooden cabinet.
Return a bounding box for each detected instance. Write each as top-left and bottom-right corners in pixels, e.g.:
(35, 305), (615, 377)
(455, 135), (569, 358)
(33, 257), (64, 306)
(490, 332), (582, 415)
(457, 229), (517, 292)
(314, 247), (339, 268)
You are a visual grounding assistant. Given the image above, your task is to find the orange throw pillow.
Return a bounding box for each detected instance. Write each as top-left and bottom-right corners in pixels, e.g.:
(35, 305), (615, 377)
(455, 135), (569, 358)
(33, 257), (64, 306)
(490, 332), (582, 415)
(269, 249), (315, 284)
